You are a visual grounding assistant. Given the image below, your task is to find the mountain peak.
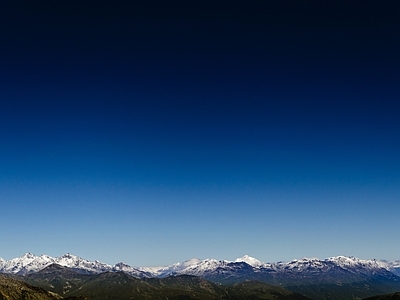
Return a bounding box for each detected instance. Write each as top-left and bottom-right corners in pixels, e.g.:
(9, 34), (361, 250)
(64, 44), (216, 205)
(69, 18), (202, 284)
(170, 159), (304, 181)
(59, 253), (79, 259)
(21, 252), (36, 259)
(235, 255), (263, 267)
(182, 258), (201, 267)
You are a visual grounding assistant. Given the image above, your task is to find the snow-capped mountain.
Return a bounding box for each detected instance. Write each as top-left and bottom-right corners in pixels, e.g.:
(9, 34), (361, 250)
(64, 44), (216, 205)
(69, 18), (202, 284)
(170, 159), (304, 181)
(1, 252), (400, 283)
(113, 262), (153, 278)
(173, 258), (231, 276)
(235, 254), (263, 267)
(375, 259), (400, 276)
(268, 256), (386, 274)
(0, 253), (55, 275)
(139, 257), (203, 277)
(151, 255), (400, 284)
(55, 253), (113, 274)
(137, 255), (400, 284)
(0, 253), (147, 277)
(139, 255), (263, 278)
(2, 253), (399, 300)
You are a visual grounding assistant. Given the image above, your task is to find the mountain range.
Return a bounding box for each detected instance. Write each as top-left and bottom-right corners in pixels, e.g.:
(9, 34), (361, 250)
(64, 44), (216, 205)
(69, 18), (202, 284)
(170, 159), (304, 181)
(1, 253), (400, 300)
(1, 253), (400, 279)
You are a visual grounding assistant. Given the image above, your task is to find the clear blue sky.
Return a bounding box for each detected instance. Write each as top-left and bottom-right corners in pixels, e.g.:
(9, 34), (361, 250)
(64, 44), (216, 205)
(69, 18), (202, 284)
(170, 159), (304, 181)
(1, 1), (399, 267)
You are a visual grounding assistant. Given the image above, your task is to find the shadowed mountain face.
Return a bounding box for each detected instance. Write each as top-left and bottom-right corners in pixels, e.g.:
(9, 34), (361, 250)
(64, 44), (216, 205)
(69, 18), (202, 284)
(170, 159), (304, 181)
(363, 292), (400, 300)
(21, 266), (311, 300)
(26, 264), (93, 296)
(273, 269), (400, 300)
(70, 273), (312, 300)
(286, 281), (400, 300)
(145, 275), (228, 299)
(19, 262), (400, 300)
(227, 281), (311, 300)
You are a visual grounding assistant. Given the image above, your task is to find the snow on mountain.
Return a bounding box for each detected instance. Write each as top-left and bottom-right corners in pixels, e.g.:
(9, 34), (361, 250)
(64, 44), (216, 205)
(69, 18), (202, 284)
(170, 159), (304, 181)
(235, 255), (263, 267)
(0, 253), (143, 277)
(277, 257), (328, 272)
(0, 253), (54, 275)
(268, 256), (394, 276)
(54, 253), (113, 274)
(138, 258), (229, 278)
(139, 258), (203, 277)
(391, 265), (400, 276)
(1, 253), (400, 280)
(174, 258), (231, 276)
(113, 262), (135, 272)
(113, 262), (153, 278)
(377, 259), (400, 276)
(325, 255), (386, 272)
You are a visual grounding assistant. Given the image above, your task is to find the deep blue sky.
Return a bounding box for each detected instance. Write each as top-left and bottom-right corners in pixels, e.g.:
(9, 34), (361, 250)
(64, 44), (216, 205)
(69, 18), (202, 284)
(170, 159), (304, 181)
(1, 1), (400, 266)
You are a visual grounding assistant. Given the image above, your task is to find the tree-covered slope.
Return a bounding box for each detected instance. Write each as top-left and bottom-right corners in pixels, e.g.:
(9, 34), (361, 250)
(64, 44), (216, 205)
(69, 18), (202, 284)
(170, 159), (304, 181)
(0, 274), (62, 300)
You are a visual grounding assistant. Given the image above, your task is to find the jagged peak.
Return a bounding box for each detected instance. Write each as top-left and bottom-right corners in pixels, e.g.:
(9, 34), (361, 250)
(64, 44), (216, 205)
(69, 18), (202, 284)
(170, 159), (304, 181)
(327, 255), (359, 261)
(115, 262), (130, 267)
(113, 262), (137, 271)
(20, 252), (36, 259)
(59, 253), (80, 259)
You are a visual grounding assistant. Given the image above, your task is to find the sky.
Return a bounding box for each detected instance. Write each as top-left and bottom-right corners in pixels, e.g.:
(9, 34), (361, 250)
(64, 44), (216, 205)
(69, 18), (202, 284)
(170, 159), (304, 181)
(0, 1), (399, 267)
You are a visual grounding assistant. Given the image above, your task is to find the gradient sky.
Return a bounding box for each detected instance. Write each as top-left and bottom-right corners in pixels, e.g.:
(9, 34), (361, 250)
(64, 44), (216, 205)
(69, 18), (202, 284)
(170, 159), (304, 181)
(1, 1), (400, 267)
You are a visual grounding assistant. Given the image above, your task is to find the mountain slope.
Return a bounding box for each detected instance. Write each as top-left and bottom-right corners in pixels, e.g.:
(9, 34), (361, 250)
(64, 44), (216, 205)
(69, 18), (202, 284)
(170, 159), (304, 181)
(23, 264), (93, 296)
(20, 269), (314, 300)
(64, 273), (314, 300)
(65, 271), (157, 300)
(363, 292), (400, 300)
(227, 281), (311, 300)
(0, 274), (62, 300)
